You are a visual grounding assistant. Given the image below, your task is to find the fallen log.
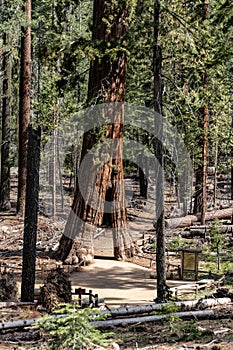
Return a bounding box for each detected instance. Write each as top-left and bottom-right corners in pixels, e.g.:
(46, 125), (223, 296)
(91, 310), (214, 327)
(205, 208), (233, 222)
(101, 298), (232, 317)
(165, 215), (198, 228)
(188, 224), (233, 231)
(0, 301), (36, 308)
(180, 225), (233, 238)
(0, 317), (40, 330)
(199, 298), (232, 309)
(165, 207), (233, 228)
(0, 298), (231, 331)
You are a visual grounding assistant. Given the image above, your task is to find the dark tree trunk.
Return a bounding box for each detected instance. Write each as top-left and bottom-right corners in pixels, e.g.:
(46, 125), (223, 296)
(21, 126), (41, 302)
(55, 0), (132, 262)
(139, 164), (147, 198)
(231, 162), (233, 201)
(231, 115), (233, 201)
(193, 82), (209, 221)
(17, 0), (31, 215)
(193, 0), (209, 224)
(0, 34), (12, 210)
(154, 0), (167, 303)
(201, 101), (208, 225)
(138, 133), (148, 198)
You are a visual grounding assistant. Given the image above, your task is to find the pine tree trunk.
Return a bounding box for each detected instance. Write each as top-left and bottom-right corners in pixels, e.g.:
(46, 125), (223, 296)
(230, 117), (232, 223)
(201, 101), (208, 225)
(55, 0), (132, 262)
(21, 127), (40, 302)
(213, 142), (218, 208)
(193, 0), (209, 223)
(17, 0), (31, 215)
(138, 133), (148, 199)
(0, 33), (12, 210)
(51, 129), (57, 217)
(154, 0), (167, 303)
(139, 163), (147, 198)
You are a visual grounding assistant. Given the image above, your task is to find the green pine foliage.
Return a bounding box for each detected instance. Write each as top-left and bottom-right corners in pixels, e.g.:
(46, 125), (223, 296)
(126, 0), (154, 107)
(31, 0), (92, 133)
(160, 0), (232, 171)
(37, 304), (114, 350)
(2, 0), (231, 167)
(125, 0), (232, 176)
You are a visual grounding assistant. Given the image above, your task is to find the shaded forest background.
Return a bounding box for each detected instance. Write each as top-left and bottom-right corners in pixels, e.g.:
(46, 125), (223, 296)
(0, 0), (233, 303)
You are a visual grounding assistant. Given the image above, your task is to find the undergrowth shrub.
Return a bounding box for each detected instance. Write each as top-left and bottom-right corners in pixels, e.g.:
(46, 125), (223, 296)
(37, 303), (114, 350)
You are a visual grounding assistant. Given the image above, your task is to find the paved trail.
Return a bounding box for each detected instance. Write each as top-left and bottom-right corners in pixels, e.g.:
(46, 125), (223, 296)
(71, 258), (186, 307)
(71, 258), (156, 306)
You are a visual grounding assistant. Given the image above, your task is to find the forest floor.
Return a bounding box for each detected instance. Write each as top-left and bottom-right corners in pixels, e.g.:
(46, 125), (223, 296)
(0, 172), (232, 349)
(0, 212), (232, 350)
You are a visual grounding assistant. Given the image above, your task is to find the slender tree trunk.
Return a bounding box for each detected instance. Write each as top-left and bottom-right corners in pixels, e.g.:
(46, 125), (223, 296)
(17, 0), (31, 215)
(213, 141), (218, 208)
(138, 133), (148, 198)
(201, 94), (209, 225)
(193, 0), (209, 225)
(51, 129), (57, 217)
(154, 0), (167, 303)
(21, 126), (40, 302)
(199, 0), (209, 224)
(231, 162), (233, 200)
(55, 0), (132, 262)
(231, 115), (233, 201)
(0, 33), (12, 210)
(139, 163), (147, 198)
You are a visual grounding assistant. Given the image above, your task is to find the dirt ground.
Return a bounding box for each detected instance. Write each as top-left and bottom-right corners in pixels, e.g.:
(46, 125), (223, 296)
(0, 212), (233, 349)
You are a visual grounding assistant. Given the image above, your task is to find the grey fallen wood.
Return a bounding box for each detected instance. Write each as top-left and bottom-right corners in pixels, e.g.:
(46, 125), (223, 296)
(165, 208), (233, 228)
(0, 299), (230, 331)
(100, 298), (231, 317)
(0, 301), (36, 308)
(0, 314), (67, 330)
(0, 317), (40, 330)
(91, 310), (214, 327)
(181, 226), (233, 238)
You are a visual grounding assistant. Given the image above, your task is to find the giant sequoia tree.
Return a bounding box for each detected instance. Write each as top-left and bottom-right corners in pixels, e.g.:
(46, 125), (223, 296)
(55, 0), (133, 261)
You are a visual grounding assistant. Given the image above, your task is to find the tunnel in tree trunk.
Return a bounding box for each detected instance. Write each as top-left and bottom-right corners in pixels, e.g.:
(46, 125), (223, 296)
(55, 104), (133, 262)
(54, 0), (133, 262)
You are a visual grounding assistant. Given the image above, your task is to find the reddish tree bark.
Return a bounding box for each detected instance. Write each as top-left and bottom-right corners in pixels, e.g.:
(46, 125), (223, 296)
(55, 0), (132, 262)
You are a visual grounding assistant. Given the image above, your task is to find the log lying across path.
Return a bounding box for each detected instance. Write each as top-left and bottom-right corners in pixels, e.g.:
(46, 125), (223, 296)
(165, 207), (233, 228)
